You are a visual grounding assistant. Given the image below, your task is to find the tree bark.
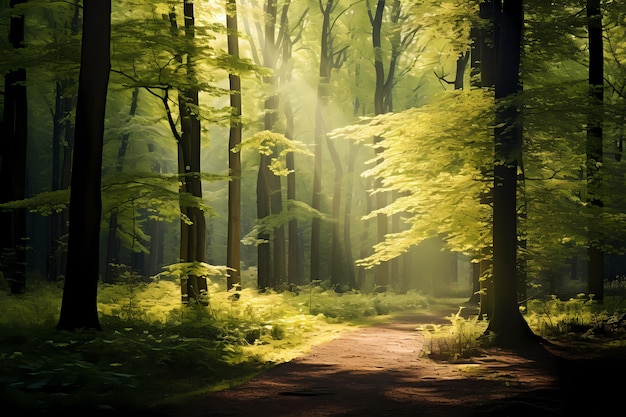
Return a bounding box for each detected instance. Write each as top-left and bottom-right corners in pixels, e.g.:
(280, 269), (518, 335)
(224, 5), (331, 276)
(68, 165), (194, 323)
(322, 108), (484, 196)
(226, 0), (243, 291)
(279, 0), (300, 287)
(311, 0), (335, 283)
(0, 0), (28, 295)
(178, 1), (208, 303)
(57, 0), (111, 331)
(104, 87), (139, 283)
(257, 0), (284, 290)
(484, 0), (537, 347)
(474, 0), (496, 314)
(370, 0), (389, 288)
(586, 0), (604, 302)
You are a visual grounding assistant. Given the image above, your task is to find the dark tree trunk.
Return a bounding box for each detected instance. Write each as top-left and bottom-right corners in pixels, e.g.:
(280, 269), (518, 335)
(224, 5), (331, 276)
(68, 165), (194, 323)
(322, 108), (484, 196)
(370, 0), (389, 289)
(49, 0), (80, 283)
(474, 0), (496, 313)
(57, 0), (111, 331)
(484, 0), (537, 347)
(0, 0), (28, 295)
(49, 75), (77, 282)
(178, 2), (207, 303)
(226, 0), (242, 291)
(586, 0), (604, 302)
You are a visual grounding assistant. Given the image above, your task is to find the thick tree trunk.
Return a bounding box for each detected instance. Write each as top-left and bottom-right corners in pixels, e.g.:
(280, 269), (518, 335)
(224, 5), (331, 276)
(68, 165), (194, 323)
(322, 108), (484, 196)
(474, 0), (496, 312)
(57, 0), (111, 331)
(586, 0), (604, 302)
(484, 0), (537, 347)
(226, 0), (242, 291)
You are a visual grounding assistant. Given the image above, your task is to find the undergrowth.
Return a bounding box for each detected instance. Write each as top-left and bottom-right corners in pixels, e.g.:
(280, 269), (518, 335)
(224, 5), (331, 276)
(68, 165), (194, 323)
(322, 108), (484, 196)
(423, 292), (626, 361)
(2, 273), (625, 414)
(0, 276), (429, 414)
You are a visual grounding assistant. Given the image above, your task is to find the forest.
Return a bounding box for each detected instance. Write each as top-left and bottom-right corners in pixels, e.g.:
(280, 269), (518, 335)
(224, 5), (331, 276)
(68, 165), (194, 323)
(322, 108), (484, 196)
(1, 0), (626, 415)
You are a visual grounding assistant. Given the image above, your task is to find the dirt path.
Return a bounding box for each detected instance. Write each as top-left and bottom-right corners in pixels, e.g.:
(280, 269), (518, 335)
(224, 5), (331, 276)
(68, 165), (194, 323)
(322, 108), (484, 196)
(159, 304), (575, 417)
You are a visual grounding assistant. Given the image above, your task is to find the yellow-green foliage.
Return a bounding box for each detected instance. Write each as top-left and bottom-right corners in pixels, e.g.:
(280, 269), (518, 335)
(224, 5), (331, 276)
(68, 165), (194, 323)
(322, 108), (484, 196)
(0, 276), (432, 412)
(524, 294), (626, 338)
(0, 283), (62, 328)
(420, 306), (488, 361)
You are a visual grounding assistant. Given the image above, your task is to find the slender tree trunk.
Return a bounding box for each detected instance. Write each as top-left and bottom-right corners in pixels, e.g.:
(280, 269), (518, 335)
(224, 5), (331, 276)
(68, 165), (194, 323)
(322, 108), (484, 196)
(257, 0), (283, 290)
(327, 135), (344, 288)
(0, 0), (28, 295)
(49, 73), (78, 282)
(57, 0), (111, 331)
(586, 0), (604, 302)
(484, 0), (536, 347)
(104, 87), (139, 283)
(226, 0), (242, 291)
(311, 0), (335, 282)
(279, 0), (300, 287)
(343, 138), (358, 289)
(176, 2), (207, 303)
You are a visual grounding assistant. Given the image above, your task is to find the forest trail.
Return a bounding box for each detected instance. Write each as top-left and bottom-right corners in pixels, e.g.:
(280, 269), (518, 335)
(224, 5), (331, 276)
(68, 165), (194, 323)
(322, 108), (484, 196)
(158, 301), (575, 417)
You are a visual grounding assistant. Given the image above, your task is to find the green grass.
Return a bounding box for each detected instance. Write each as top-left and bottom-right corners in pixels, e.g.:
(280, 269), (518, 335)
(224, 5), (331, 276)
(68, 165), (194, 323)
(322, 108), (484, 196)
(2, 274), (625, 415)
(0, 276), (431, 414)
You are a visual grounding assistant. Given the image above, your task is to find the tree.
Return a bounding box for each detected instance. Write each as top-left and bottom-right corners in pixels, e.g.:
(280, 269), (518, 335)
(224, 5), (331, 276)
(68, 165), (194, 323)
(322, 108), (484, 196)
(104, 87), (139, 284)
(226, 0), (243, 291)
(278, 0), (303, 287)
(585, 0), (604, 302)
(484, 0), (537, 347)
(0, 0), (28, 294)
(164, 2), (209, 304)
(48, 0), (80, 283)
(311, 1), (348, 290)
(368, 0), (390, 288)
(250, 0), (288, 291)
(57, 0), (111, 331)
(310, 0), (334, 283)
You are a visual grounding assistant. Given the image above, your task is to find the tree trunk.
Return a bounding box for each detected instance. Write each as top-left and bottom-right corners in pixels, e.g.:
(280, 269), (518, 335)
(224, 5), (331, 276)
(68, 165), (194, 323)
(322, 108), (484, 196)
(0, 0), (28, 295)
(474, 0), (495, 311)
(484, 0), (537, 347)
(226, 0), (242, 291)
(257, 0), (284, 290)
(370, 0), (389, 289)
(327, 135), (344, 288)
(57, 0), (111, 331)
(343, 138), (358, 289)
(586, 0), (604, 302)
(177, 1), (207, 303)
(279, 1), (300, 287)
(311, 0), (335, 283)
(104, 87), (139, 283)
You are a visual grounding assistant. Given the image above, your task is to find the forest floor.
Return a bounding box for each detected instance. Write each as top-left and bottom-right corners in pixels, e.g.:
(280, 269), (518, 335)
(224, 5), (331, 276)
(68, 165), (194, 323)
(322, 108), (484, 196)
(153, 301), (626, 417)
